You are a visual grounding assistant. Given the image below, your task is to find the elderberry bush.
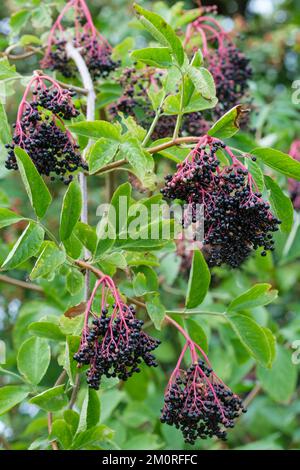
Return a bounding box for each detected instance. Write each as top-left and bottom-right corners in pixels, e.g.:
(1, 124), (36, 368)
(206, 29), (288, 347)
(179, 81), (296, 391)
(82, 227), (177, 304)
(161, 358), (246, 444)
(161, 136), (281, 267)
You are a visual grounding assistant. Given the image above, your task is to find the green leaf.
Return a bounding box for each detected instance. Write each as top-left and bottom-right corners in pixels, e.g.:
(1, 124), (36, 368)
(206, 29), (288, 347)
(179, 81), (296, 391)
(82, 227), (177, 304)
(30, 241), (66, 280)
(59, 181), (82, 241)
(145, 295), (165, 330)
(17, 337), (50, 385)
(66, 269), (84, 295)
(133, 4), (184, 66)
(119, 137), (154, 184)
(0, 57), (19, 81)
(75, 222), (97, 253)
(265, 175), (294, 233)
(10, 9), (31, 33)
(185, 250), (211, 309)
(68, 120), (121, 141)
(77, 388), (101, 433)
(28, 321), (66, 341)
(131, 47), (173, 67)
(0, 385), (29, 415)
(30, 385), (68, 411)
(88, 138), (119, 174)
(228, 314), (272, 367)
(187, 66), (216, 100)
(184, 318), (208, 353)
(14, 147), (52, 219)
(208, 105), (247, 139)
(50, 419), (73, 449)
(164, 93), (217, 115)
(251, 147), (300, 180)
(247, 160), (265, 193)
(0, 102), (11, 144)
(257, 345), (297, 403)
(64, 335), (81, 386)
(228, 283), (278, 311)
(2, 222), (44, 269)
(0, 208), (24, 229)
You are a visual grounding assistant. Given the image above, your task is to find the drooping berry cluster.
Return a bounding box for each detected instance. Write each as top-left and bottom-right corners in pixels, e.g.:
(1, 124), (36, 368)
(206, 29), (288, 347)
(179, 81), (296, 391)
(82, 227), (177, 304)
(5, 73), (86, 184)
(74, 276), (160, 390)
(41, 0), (119, 80)
(109, 67), (177, 140)
(160, 330), (246, 444)
(161, 135), (280, 267)
(183, 11), (252, 127)
(288, 140), (300, 210)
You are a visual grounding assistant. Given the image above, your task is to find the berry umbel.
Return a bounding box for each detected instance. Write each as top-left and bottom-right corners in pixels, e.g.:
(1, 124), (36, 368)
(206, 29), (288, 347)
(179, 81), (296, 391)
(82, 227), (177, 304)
(74, 275), (160, 390)
(161, 317), (246, 443)
(5, 72), (86, 184)
(161, 135), (281, 267)
(41, 0), (119, 79)
(184, 10), (252, 127)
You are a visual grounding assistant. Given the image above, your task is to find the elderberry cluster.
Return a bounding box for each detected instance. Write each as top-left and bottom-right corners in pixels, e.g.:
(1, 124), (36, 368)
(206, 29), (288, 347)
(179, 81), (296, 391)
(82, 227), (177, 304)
(161, 137), (281, 267)
(74, 304), (160, 390)
(109, 67), (177, 140)
(34, 87), (79, 120)
(5, 86), (86, 183)
(207, 43), (252, 118)
(161, 359), (246, 444)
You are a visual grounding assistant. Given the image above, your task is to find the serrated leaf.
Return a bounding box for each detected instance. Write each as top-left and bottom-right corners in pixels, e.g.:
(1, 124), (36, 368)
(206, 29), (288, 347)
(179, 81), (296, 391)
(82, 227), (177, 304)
(17, 337), (50, 385)
(60, 181), (82, 241)
(88, 138), (119, 174)
(0, 385), (29, 415)
(66, 269), (84, 295)
(228, 283), (278, 311)
(50, 419), (73, 449)
(0, 208), (24, 229)
(145, 295), (165, 330)
(186, 250), (211, 309)
(208, 105), (248, 139)
(30, 241), (66, 280)
(133, 4), (184, 66)
(14, 147), (52, 219)
(228, 314), (272, 367)
(2, 222), (44, 269)
(30, 385), (68, 412)
(131, 47), (173, 67)
(187, 66), (216, 100)
(77, 388), (101, 433)
(28, 321), (65, 341)
(265, 175), (294, 233)
(251, 147), (300, 180)
(68, 120), (121, 141)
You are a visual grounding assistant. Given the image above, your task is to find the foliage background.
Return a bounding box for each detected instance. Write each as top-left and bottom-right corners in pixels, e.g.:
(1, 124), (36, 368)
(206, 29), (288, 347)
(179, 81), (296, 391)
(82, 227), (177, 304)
(0, 0), (299, 451)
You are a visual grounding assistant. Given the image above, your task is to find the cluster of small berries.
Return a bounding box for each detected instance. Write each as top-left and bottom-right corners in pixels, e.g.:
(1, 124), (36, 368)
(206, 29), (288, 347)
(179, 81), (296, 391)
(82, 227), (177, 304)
(288, 140), (300, 210)
(183, 11), (252, 130)
(206, 43), (252, 118)
(161, 135), (280, 267)
(41, 0), (119, 80)
(109, 67), (177, 140)
(5, 74), (86, 184)
(161, 340), (246, 443)
(74, 276), (160, 390)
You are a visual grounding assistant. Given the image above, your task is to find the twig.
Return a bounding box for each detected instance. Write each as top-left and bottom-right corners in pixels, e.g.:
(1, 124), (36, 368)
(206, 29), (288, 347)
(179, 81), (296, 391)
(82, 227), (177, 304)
(47, 412), (59, 450)
(2, 44), (44, 60)
(148, 136), (200, 154)
(0, 274), (43, 292)
(68, 374), (80, 409)
(66, 42), (96, 300)
(243, 383), (261, 408)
